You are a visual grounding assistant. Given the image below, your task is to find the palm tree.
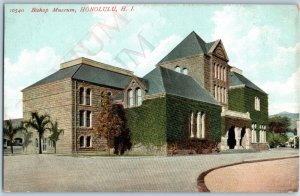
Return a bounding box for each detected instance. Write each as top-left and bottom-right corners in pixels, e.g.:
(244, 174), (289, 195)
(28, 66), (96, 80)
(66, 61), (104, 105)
(49, 121), (64, 153)
(24, 112), (51, 154)
(3, 119), (24, 154)
(22, 130), (33, 153)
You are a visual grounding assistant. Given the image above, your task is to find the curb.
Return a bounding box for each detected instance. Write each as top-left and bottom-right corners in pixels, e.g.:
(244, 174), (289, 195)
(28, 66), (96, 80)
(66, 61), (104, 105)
(196, 155), (299, 192)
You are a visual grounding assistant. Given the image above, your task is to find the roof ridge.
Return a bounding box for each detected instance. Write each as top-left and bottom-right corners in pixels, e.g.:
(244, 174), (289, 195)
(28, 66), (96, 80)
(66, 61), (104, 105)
(192, 32), (208, 53)
(157, 67), (166, 93)
(71, 63), (83, 78)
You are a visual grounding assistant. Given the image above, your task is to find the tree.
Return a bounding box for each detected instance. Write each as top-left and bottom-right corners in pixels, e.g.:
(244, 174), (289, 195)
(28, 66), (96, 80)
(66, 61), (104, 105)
(24, 112), (51, 154)
(22, 130), (33, 153)
(95, 91), (124, 155)
(268, 116), (291, 134)
(3, 119), (24, 154)
(49, 121), (64, 153)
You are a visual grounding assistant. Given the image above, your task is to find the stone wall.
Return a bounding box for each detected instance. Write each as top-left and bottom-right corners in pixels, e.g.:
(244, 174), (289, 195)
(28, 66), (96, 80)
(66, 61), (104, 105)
(72, 80), (122, 153)
(158, 55), (206, 87)
(23, 78), (73, 154)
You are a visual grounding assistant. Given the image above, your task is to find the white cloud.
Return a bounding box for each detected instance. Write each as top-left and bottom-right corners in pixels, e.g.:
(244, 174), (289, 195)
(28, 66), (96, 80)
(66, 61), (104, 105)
(212, 6), (299, 115)
(121, 34), (182, 76)
(4, 47), (61, 119)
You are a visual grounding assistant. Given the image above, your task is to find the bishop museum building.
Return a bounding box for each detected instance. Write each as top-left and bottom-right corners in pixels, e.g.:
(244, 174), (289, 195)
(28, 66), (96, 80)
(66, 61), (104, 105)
(7, 31), (269, 155)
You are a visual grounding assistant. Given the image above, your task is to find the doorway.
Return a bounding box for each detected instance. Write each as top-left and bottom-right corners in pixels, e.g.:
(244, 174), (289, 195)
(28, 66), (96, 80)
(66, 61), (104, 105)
(227, 126), (236, 149)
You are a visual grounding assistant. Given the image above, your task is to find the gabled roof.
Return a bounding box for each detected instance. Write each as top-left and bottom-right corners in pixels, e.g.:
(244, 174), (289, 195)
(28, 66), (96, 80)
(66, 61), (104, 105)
(23, 64), (132, 90)
(230, 72), (266, 94)
(143, 66), (220, 105)
(158, 31), (210, 64)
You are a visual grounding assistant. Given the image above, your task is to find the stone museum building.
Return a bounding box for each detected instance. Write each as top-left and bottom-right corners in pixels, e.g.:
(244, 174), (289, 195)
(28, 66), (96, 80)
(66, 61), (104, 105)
(11, 31), (268, 155)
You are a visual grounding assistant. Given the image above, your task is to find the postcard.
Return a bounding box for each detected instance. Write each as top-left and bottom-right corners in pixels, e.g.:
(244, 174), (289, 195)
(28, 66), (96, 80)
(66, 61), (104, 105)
(3, 4), (299, 192)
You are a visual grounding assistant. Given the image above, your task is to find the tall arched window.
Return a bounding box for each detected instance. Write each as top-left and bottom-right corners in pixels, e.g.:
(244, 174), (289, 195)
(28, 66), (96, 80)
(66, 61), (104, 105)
(128, 89), (134, 107)
(201, 113), (205, 138)
(255, 96), (260, 111)
(86, 111), (91, 127)
(175, 66), (181, 73)
(214, 85), (217, 99)
(79, 136), (84, 148)
(79, 110), (84, 127)
(86, 88), (91, 105)
(223, 67), (226, 81)
(190, 112), (194, 138)
(79, 87), (84, 104)
(196, 112), (201, 138)
(214, 63), (217, 78)
(182, 68), (188, 75)
(86, 136), (91, 147)
(220, 67), (223, 80)
(136, 88), (142, 106)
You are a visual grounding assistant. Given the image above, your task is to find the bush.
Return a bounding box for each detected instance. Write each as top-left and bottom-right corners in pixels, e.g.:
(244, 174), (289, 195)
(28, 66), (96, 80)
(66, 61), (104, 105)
(267, 132), (288, 148)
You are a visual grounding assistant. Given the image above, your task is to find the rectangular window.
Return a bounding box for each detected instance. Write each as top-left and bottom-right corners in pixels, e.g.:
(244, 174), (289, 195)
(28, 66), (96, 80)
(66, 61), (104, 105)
(86, 111), (91, 127)
(79, 110), (84, 126)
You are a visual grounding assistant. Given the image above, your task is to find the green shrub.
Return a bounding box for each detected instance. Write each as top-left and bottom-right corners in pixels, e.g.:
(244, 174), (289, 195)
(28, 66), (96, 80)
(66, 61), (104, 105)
(267, 131), (288, 148)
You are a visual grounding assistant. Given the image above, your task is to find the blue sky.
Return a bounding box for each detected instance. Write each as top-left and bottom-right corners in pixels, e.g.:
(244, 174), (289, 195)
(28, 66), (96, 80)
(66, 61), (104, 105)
(4, 4), (299, 119)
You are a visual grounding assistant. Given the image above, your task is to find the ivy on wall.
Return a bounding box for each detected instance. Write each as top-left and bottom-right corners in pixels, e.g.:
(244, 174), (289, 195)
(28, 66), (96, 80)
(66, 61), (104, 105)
(125, 95), (222, 151)
(125, 97), (167, 147)
(165, 95), (221, 142)
(228, 86), (269, 140)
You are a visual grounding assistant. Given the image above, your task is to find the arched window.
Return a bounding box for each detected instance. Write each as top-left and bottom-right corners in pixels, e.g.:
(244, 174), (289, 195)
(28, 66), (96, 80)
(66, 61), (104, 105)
(255, 96), (260, 111)
(214, 63), (217, 78)
(175, 66), (181, 73)
(86, 88), (91, 105)
(201, 113), (205, 138)
(35, 138), (38, 147)
(42, 137), (47, 151)
(86, 111), (91, 127)
(86, 136), (91, 147)
(136, 88), (142, 106)
(214, 85), (217, 99)
(223, 67), (226, 81)
(182, 68), (188, 75)
(79, 87), (84, 104)
(220, 67), (223, 80)
(79, 136), (84, 148)
(79, 110), (84, 127)
(196, 112), (201, 138)
(190, 112), (194, 138)
(128, 89), (134, 107)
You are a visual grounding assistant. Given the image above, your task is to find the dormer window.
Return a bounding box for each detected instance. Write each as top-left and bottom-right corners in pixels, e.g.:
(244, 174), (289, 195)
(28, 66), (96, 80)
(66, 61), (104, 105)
(175, 66), (181, 73)
(182, 68), (188, 75)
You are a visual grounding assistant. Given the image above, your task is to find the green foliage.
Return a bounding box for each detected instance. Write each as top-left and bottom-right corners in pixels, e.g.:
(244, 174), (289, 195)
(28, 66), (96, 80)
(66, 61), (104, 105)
(49, 121), (64, 153)
(267, 131), (288, 148)
(268, 116), (291, 134)
(228, 87), (268, 141)
(112, 104), (132, 155)
(95, 91), (125, 154)
(166, 95), (221, 142)
(3, 119), (25, 154)
(295, 137), (299, 149)
(24, 112), (51, 154)
(126, 95), (221, 154)
(126, 97), (167, 147)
